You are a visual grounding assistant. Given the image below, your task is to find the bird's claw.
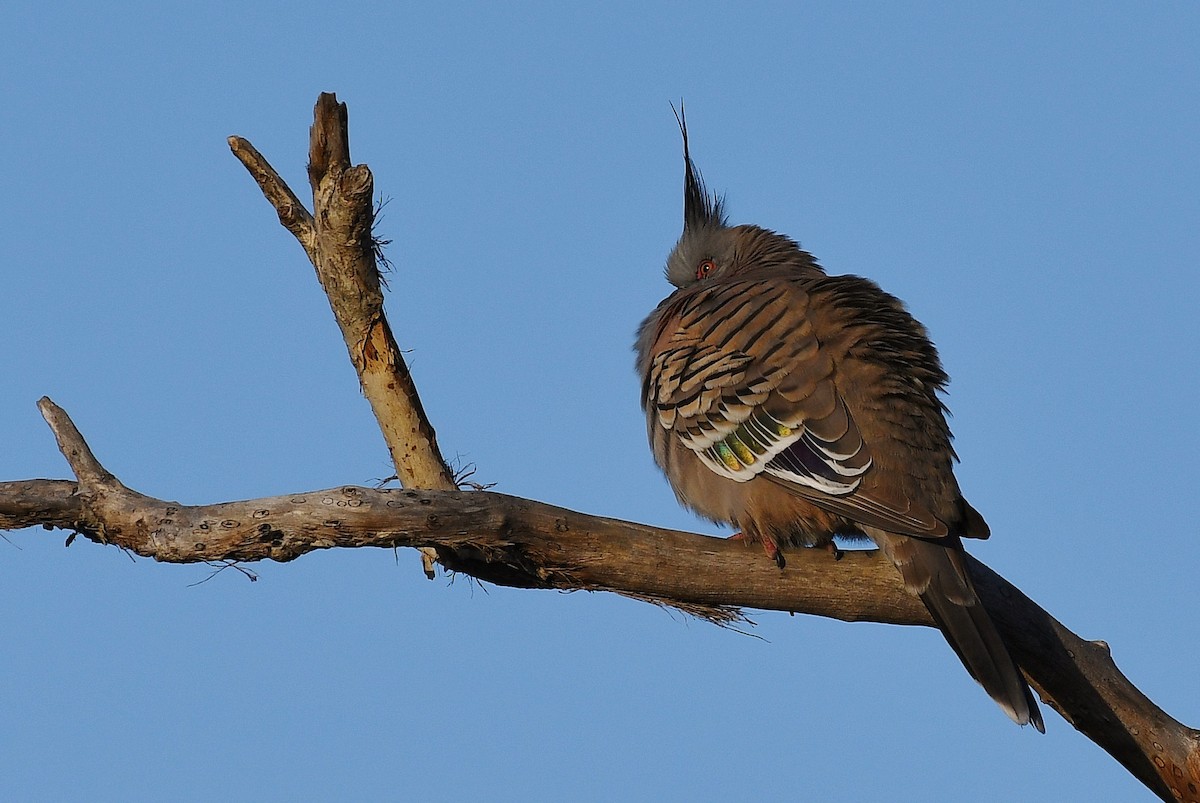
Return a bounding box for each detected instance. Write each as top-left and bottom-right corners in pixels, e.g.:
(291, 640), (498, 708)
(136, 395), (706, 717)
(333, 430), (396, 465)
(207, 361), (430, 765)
(727, 531), (787, 568)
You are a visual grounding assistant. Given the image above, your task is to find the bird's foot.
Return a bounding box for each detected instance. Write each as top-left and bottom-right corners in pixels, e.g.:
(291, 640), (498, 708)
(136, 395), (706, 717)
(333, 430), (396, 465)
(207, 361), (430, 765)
(822, 542), (844, 561)
(727, 531), (786, 568)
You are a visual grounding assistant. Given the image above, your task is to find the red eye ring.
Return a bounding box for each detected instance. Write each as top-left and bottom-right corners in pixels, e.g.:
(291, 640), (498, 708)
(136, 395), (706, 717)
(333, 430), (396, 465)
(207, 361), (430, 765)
(696, 259), (716, 280)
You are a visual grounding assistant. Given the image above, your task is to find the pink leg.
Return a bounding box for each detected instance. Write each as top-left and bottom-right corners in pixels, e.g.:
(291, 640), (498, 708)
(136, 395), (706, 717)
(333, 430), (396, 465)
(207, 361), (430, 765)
(727, 531), (785, 568)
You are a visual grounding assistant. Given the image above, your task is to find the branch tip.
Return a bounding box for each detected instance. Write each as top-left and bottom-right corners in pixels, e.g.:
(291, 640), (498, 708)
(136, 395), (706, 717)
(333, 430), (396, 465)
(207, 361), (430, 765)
(36, 397), (116, 490)
(228, 132), (315, 252)
(309, 92), (351, 187)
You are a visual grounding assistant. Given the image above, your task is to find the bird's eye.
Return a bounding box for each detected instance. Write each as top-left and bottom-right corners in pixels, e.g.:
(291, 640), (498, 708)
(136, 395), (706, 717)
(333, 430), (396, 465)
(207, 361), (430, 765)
(695, 259), (716, 281)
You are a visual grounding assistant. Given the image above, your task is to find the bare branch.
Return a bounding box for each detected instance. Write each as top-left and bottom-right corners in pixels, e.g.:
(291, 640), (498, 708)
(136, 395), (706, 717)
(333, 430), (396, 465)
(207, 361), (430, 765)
(231, 92), (458, 577)
(2, 401), (1198, 801)
(227, 135), (315, 252)
(37, 396), (117, 490)
(302, 93), (455, 493)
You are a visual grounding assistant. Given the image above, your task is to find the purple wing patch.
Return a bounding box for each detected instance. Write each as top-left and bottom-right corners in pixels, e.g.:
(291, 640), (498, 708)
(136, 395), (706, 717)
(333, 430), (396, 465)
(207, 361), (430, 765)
(765, 427), (870, 496)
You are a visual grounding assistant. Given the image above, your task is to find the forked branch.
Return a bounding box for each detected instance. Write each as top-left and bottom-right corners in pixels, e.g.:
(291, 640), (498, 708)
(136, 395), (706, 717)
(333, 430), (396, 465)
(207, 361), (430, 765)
(230, 93), (455, 578)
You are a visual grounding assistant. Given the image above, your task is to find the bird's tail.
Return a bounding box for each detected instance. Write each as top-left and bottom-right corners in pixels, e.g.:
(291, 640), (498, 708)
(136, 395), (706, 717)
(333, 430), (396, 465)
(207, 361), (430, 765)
(872, 530), (1044, 732)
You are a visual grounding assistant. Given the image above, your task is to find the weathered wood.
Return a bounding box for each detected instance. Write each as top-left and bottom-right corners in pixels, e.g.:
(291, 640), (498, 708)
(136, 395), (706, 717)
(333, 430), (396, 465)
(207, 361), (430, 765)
(3, 398), (1197, 802)
(231, 93), (456, 577)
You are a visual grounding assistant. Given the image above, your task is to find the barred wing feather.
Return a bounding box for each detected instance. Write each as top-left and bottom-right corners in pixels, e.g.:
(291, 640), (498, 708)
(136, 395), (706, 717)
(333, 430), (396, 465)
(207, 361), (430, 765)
(643, 276), (945, 537)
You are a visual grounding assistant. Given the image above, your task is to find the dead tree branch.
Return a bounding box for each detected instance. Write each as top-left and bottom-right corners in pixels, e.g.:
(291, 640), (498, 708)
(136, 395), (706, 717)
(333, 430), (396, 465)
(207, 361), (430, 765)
(230, 93), (455, 578)
(4, 398), (1198, 801)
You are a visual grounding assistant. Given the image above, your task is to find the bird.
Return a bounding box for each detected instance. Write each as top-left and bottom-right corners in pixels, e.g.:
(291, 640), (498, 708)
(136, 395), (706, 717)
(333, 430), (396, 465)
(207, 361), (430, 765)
(635, 108), (1044, 732)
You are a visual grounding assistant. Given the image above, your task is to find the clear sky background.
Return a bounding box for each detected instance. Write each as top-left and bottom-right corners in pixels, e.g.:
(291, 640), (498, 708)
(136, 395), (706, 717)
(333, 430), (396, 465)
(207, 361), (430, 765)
(3, 3), (1197, 801)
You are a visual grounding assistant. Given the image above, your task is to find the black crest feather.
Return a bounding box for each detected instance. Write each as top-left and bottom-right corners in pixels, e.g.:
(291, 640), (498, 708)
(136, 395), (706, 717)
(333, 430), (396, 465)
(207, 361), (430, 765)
(672, 101), (726, 231)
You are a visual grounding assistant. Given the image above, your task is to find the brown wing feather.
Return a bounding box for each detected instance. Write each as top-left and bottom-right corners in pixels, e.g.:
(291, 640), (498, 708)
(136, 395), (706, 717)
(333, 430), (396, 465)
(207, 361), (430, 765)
(639, 272), (973, 539)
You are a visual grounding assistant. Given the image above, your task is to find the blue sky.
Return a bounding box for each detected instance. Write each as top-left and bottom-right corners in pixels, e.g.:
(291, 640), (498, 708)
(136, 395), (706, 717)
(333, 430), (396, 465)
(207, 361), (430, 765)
(3, 3), (1197, 800)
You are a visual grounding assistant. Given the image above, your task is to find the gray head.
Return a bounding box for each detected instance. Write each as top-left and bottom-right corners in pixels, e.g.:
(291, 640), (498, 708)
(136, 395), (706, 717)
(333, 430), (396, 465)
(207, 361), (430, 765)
(665, 105), (821, 289)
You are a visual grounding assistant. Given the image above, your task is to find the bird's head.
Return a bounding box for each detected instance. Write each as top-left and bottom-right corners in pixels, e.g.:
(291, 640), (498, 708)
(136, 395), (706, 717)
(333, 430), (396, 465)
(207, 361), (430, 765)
(664, 106), (821, 289)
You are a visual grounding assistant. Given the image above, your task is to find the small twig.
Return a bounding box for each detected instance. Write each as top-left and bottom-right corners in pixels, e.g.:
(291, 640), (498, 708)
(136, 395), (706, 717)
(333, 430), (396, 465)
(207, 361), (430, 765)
(372, 195), (395, 284)
(372, 474), (400, 489)
(452, 460), (496, 491)
(37, 397), (117, 490)
(227, 136), (315, 253)
(188, 560), (260, 587)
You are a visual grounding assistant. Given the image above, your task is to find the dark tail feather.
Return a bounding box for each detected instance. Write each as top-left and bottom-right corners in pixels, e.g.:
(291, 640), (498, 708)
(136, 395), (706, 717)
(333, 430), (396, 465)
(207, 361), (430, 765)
(919, 576), (1045, 732)
(876, 531), (1044, 732)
